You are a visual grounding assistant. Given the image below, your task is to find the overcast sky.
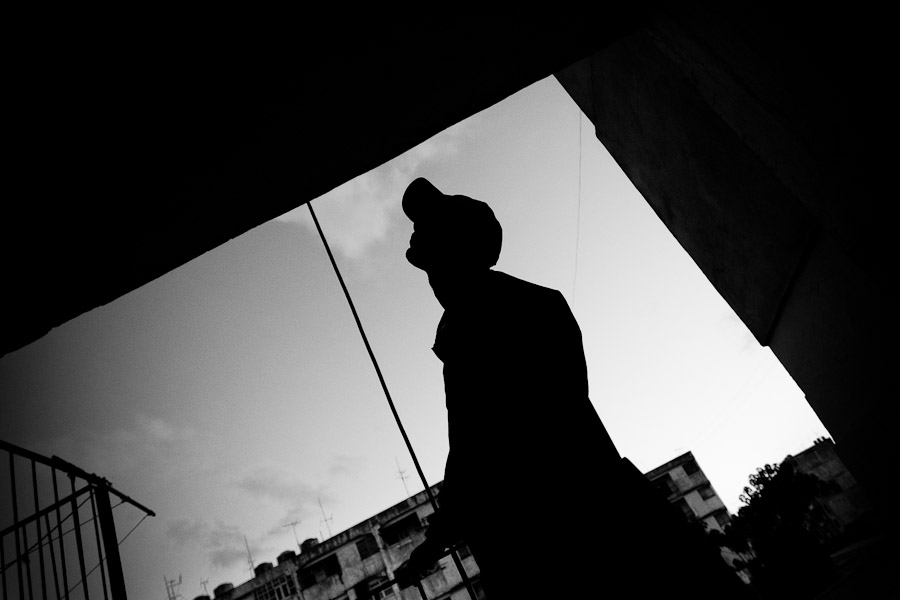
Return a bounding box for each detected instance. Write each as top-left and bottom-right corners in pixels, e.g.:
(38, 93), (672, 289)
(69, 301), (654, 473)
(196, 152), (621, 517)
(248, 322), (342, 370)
(0, 76), (830, 600)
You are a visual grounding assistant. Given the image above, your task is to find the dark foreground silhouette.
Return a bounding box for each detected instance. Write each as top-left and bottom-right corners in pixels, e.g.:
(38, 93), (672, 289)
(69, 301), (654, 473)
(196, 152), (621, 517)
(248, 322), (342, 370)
(395, 178), (749, 598)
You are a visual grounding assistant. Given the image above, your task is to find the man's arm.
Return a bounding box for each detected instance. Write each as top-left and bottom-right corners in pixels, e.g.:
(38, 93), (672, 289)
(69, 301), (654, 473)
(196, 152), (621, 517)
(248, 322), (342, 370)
(395, 454), (463, 586)
(393, 503), (457, 587)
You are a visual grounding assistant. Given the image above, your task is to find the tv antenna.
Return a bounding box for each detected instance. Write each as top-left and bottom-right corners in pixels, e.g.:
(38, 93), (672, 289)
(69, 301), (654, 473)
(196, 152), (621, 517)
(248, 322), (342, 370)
(244, 535), (255, 576)
(164, 574), (182, 600)
(200, 578), (211, 598)
(282, 520), (302, 552)
(395, 456), (410, 498)
(318, 497), (333, 539)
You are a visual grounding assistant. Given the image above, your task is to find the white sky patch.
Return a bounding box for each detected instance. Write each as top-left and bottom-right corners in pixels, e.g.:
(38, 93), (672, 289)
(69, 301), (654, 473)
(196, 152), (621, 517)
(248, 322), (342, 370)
(276, 122), (467, 259)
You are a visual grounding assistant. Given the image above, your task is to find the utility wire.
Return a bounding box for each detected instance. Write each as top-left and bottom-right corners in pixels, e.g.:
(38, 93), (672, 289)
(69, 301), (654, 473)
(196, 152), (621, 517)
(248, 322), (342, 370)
(573, 109), (583, 310)
(306, 201), (477, 599)
(63, 513), (149, 598)
(0, 494), (107, 572)
(687, 359), (776, 449)
(3, 494), (148, 595)
(307, 201), (434, 507)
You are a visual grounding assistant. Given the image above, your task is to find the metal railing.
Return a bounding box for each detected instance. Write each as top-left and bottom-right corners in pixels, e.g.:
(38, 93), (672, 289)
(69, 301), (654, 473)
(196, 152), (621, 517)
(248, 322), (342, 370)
(0, 440), (154, 600)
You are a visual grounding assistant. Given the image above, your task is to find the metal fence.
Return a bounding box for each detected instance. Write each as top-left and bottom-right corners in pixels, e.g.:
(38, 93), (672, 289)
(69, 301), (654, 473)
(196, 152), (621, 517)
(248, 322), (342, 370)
(0, 440), (153, 600)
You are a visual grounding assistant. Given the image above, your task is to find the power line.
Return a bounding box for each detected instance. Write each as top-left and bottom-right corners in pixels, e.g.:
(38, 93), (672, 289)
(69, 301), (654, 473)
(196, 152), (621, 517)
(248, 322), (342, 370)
(573, 109), (584, 310)
(307, 201), (435, 507)
(0, 493), (104, 572)
(63, 513), (151, 598)
(306, 201), (478, 599)
(687, 358), (776, 449)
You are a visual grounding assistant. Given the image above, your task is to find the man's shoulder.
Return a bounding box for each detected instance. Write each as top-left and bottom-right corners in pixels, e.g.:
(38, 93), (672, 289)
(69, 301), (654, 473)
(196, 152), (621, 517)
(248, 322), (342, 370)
(488, 270), (568, 312)
(490, 270), (564, 299)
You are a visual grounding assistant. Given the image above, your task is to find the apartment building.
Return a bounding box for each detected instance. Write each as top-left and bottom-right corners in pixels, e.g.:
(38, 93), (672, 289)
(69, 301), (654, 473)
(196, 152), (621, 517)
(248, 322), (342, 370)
(202, 483), (483, 600)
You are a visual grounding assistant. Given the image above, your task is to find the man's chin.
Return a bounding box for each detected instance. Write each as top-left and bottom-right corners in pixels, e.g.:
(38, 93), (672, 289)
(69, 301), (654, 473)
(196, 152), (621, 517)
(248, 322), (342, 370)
(406, 248), (429, 271)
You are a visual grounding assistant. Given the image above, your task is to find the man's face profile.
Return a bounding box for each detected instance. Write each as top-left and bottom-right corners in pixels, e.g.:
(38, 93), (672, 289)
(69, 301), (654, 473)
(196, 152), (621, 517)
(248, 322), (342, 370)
(406, 221), (454, 274)
(402, 178), (501, 278)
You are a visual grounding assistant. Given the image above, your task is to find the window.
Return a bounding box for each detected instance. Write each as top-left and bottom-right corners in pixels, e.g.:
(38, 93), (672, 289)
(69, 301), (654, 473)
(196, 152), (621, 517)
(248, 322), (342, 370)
(456, 544), (472, 559)
(356, 534), (380, 560)
(683, 460), (700, 475)
(298, 554), (342, 588)
(376, 587), (396, 600)
(354, 574), (395, 600)
(370, 575), (395, 600)
(652, 474), (676, 497)
(380, 513), (422, 546)
(699, 485), (716, 500)
(322, 555), (342, 578)
(298, 570), (315, 589)
(255, 575), (297, 600)
(677, 498), (695, 519)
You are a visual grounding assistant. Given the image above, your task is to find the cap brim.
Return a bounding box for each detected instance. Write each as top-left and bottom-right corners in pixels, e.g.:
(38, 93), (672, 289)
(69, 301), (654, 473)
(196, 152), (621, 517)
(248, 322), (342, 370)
(402, 177), (447, 223)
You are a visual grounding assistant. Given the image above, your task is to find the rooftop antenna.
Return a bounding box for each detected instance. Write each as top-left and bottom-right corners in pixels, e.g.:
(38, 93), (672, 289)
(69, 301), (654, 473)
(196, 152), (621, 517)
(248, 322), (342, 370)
(317, 497), (333, 539)
(395, 456), (411, 498)
(200, 578), (211, 598)
(164, 574), (182, 600)
(282, 520), (302, 552)
(244, 535), (255, 577)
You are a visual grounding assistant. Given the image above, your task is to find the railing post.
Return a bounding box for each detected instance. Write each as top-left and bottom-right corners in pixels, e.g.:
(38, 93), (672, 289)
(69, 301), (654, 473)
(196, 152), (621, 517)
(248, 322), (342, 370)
(10, 451), (24, 600)
(94, 482), (127, 600)
(69, 476), (90, 600)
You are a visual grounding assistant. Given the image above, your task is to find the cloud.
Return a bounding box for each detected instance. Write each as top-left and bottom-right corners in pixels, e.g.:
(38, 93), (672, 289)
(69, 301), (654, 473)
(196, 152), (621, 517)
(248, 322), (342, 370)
(232, 462), (360, 544)
(234, 465), (331, 538)
(266, 507), (308, 538)
(167, 518), (209, 546)
(276, 122), (466, 259)
(208, 523), (250, 570)
(235, 466), (322, 505)
(139, 414), (181, 443)
(166, 518), (249, 571)
(41, 413), (218, 485)
(327, 454), (365, 479)
(211, 545), (251, 570)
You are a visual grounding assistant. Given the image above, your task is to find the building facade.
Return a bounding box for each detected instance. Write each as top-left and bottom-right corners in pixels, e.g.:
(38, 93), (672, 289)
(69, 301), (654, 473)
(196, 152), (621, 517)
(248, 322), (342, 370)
(783, 437), (874, 542)
(644, 451), (731, 533)
(199, 483), (483, 600)
(644, 451), (752, 583)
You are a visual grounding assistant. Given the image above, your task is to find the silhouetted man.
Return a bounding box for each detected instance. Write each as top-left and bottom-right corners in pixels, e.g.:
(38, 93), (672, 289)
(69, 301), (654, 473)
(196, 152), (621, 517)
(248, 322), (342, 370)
(394, 178), (622, 597)
(394, 178), (757, 599)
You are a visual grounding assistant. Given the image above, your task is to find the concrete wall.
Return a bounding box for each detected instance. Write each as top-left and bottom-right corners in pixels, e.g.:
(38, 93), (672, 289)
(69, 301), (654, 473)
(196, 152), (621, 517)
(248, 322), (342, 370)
(556, 4), (893, 526)
(788, 439), (874, 531)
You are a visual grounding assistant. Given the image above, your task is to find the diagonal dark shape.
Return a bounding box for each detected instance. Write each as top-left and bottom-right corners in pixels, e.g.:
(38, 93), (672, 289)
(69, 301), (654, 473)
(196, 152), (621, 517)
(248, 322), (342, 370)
(3, 13), (648, 358)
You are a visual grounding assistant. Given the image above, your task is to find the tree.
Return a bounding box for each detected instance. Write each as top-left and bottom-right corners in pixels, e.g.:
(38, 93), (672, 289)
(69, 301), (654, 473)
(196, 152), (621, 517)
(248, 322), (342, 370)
(720, 461), (840, 599)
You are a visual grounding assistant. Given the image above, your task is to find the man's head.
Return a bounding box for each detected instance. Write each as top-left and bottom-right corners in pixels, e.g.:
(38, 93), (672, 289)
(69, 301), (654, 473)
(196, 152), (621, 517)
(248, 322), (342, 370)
(402, 178), (502, 274)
